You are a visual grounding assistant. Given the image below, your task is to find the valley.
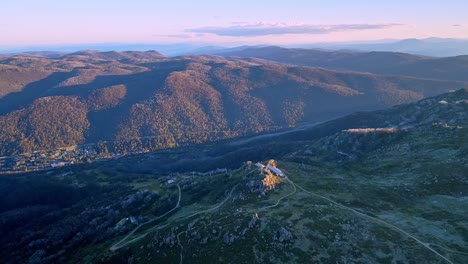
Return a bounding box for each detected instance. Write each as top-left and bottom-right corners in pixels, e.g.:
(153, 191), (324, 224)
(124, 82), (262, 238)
(2, 2), (468, 264)
(1, 51), (467, 158)
(1, 90), (466, 263)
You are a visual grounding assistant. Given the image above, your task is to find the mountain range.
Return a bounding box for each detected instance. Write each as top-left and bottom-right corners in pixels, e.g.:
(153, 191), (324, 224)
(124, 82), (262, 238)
(219, 46), (468, 82)
(1, 50), (467, 156)
(2, 38), (468, 57)
(308, 38), (468, 57)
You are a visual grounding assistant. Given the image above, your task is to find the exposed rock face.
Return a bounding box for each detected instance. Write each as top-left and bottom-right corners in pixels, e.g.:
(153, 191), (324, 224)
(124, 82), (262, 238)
(163, 234), (176, 246)
(248, 214), (259, 229)
(223, 233), (238, 245)
(246, 179), (265, 194)
(199, 237), (208, 245)
(274, 227), (293, 243)
(191, 231), (201, 240)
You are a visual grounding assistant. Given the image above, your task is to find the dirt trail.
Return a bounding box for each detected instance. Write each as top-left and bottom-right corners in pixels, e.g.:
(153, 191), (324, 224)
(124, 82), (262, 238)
(288, 176), (455, 264)
(248, 177), (296, 212)
(179, 185), (237, 221)
(110, 184), (181, 251)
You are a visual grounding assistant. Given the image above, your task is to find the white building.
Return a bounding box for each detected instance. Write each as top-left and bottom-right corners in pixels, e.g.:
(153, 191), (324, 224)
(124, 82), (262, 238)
(266, 164), (285, 177)
(255, 163), (266, 169)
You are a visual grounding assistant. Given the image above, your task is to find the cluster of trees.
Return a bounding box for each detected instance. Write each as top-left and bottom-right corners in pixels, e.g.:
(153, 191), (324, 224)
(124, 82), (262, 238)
(0, 96), (89, 155)
(87, 85), (127, 111)
(114, 62), (303, 153)
(262, 171), (282, 191)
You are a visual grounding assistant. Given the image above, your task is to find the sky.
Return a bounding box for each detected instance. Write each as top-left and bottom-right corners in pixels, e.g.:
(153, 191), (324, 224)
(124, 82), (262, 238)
(1, 0), (468, 47)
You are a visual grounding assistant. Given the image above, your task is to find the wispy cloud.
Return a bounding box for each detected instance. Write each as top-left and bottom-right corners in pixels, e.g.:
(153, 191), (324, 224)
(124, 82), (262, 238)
(157, 33), (206, 39)
(186, 22), (404, 37)
(452, 24), (463, 27)
(159, 34), (193, 39)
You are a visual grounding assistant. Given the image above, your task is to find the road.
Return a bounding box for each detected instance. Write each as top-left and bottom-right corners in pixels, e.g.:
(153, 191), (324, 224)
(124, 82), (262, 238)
(111, 183), (237, 260)
(248, 177), (296, 213)
(177, 229), (186, 264)
(110, 184), (182, 251)
(178, 185), (237, 221)
(228, 117), (348, 147)
(175, 185), (237, 264)
(287, 176), (455, 264)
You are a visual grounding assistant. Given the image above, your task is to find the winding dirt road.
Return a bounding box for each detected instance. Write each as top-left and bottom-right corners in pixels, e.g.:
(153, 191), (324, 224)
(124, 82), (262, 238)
(247, 177), (296, 213)
(110, 184), (181, 251)
(287, 176), (455, 264)
(179, 185), (237, 221)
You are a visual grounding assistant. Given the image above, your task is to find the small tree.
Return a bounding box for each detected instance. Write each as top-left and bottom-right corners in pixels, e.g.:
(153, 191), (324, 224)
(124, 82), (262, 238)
(268, 159), (277, 167)
(262, 171), (281, 191)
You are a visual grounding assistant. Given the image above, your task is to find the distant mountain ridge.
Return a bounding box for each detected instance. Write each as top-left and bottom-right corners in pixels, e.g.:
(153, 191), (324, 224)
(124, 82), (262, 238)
(62, 50), (166, 61)
(0, 51), (466, 156)
(219, 46), (468, 82)
(323, 38), (468, 57)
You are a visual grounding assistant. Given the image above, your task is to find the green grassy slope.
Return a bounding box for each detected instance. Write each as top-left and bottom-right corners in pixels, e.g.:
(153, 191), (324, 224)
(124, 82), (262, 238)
(1, 90), (466, 263)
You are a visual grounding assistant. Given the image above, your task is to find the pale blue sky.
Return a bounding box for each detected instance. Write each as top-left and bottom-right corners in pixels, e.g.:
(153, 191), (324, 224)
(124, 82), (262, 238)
(1, 0), (467, 47)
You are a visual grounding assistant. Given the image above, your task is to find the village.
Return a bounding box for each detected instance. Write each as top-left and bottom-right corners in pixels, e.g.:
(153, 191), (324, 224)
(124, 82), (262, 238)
(0, 144), (127, 173)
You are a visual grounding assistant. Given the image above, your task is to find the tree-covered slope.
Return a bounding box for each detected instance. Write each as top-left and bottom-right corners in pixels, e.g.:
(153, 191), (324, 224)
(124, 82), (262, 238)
(0, 52), (466, 155)
(220, 46), (468, 82)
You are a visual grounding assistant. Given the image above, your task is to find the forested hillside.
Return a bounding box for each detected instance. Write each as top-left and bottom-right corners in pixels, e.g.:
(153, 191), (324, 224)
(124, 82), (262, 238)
(0, 51), (466, 155)
(220, 46), (468, 82)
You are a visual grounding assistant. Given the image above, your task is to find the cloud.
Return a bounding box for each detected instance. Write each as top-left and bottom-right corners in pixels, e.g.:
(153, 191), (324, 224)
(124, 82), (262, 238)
(186, 22), (404, 37)
(159, 34), (194, 39)
(158, 33), (207, 39)
(453, 24), (463, 27)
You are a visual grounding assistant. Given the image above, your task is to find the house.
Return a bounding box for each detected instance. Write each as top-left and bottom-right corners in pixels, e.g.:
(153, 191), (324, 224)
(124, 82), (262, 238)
(51, 162), (66, 168)
(266, 164), (286, 177)
(129, 216), (138, 224)
(337, 151), (350, 157)
(115, 217), (128, 227)
(255, 163), (266, 169)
